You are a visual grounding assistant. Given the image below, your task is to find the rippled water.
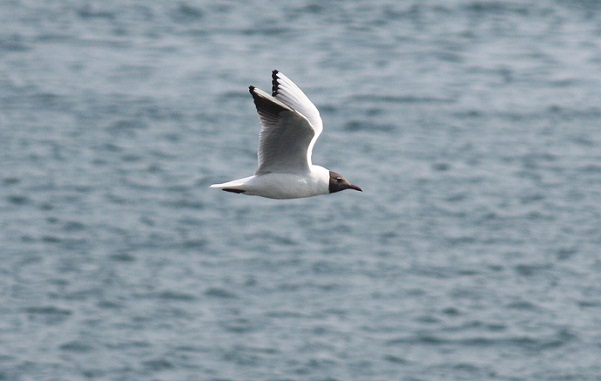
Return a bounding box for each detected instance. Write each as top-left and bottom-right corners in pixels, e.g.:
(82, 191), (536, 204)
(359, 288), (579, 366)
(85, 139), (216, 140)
(2, 1), (601, 380)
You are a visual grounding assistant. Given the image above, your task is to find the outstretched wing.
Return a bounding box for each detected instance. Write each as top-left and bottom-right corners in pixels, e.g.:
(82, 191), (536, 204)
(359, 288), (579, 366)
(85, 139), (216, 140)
(249, 71), (323, 174)
(271, 70), (323, 141)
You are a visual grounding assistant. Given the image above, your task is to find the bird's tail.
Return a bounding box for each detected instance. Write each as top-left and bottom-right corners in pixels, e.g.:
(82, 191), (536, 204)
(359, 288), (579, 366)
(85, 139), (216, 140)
(210, 176), (254, 194)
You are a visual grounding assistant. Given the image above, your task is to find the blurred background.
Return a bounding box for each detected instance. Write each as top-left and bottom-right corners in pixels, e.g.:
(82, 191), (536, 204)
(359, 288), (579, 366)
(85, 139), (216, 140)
(2, 1), (601, 380)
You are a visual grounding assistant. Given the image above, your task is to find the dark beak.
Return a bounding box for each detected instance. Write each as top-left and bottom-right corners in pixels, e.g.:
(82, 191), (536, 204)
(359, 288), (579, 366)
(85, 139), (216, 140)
(348, 184), (363, 192)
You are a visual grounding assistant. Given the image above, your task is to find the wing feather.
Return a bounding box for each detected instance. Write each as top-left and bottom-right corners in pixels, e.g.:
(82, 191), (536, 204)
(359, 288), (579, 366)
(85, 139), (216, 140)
(271, 70), (323, 159)
(249, 86), (315, 174)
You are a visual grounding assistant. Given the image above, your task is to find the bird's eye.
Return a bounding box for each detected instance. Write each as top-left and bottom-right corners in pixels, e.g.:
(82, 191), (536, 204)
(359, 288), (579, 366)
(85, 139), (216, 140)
(336, 177), (342, 183)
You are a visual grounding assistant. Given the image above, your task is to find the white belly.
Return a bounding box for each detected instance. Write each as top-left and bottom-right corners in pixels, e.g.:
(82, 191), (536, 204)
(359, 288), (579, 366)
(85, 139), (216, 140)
(244, 171), (328, 199)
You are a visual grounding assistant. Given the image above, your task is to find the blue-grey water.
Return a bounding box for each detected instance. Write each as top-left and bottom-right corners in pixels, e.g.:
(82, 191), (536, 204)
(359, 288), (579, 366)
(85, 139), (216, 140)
(2, 1), (601, 380)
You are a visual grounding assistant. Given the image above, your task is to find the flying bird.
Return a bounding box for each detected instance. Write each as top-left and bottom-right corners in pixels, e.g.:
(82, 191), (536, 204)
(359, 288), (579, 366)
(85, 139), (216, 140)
(210, 70), (362, 199)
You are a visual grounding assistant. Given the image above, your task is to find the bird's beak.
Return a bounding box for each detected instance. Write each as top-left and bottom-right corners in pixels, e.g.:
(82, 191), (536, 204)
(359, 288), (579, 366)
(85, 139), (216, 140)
(348, 184), (362, 192)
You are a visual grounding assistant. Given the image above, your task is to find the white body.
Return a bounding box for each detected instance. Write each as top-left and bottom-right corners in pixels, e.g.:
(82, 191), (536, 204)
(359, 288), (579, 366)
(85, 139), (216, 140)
(210, 165), (329, 199)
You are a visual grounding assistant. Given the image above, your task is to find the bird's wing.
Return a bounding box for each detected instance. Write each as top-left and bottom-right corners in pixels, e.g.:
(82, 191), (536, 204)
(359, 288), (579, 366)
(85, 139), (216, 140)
(250, 73), (322, 175)
(271, 71), (323, 165)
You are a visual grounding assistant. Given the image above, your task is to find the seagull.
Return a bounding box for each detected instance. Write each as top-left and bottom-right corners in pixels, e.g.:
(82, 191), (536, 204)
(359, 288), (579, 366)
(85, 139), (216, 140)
(210, 70), (362, 199)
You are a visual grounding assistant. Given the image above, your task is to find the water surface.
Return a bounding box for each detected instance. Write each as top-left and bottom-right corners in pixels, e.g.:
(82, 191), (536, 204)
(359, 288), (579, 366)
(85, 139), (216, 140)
(2, 1), (601, 380)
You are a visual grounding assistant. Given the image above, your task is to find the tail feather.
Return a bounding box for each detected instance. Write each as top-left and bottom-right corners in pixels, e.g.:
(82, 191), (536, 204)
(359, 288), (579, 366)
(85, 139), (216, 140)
(210, 176), (254, 194)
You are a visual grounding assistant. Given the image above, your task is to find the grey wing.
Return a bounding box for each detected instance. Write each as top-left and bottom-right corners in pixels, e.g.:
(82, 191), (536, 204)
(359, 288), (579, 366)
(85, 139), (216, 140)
(271, 70), (323, 137)
(249, 86), (316, 175)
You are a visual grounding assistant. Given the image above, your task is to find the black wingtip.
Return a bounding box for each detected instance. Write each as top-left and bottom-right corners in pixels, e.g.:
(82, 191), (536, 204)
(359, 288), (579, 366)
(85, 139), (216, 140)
(249, 86), (258, 98)
(271, 70), (280, 96)
(222, 188), (245, 194)
(248, 86), (261, 103)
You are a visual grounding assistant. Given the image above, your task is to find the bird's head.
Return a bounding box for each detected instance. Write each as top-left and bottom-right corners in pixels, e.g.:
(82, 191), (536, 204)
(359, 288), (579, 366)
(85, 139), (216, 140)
(329, 171), (362, 194)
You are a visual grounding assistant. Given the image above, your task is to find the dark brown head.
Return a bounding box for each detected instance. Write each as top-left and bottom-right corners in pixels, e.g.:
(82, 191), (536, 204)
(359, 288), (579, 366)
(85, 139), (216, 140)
(329, 171), (362, 194)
